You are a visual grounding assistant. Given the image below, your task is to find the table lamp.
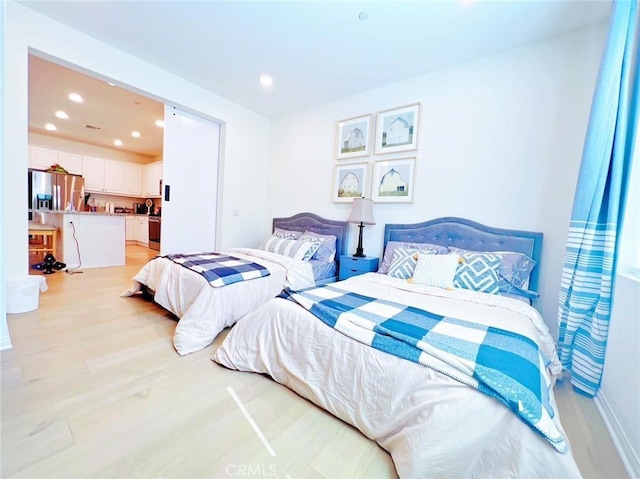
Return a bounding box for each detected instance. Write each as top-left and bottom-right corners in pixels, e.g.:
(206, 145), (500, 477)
(347, 197), (376, 257)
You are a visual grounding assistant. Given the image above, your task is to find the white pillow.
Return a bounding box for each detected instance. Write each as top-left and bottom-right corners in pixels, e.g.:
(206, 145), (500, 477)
(411, 253), (460, 288)
(259, 236), (321, 261)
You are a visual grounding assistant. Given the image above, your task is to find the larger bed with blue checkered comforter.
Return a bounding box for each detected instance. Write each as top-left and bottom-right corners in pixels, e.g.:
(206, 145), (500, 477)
(214, 273), (582, 478)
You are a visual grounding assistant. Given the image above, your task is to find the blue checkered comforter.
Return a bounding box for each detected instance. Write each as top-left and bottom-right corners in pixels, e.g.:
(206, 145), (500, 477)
(162, 253), (270, 287)
(281, 284), (567, 453)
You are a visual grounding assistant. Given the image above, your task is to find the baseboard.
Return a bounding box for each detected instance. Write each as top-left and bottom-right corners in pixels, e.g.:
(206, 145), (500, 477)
(0, 335), (13, 351)
(595, 391), (640, 478)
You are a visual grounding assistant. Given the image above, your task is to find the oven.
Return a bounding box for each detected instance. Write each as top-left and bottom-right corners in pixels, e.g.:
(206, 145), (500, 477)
(148, 216), (161, 251)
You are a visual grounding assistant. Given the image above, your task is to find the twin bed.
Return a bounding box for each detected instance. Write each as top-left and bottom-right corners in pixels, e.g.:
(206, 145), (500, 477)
(123, 212), (348, 355)
(127, 214), (581, 477)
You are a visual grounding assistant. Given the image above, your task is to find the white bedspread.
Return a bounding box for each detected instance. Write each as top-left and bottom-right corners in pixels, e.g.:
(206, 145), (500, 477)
(126, 249), (314, 355)
(213, 273), (582, 478)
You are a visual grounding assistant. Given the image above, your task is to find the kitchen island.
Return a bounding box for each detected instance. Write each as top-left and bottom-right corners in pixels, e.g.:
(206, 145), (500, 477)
(34, 211), (126, 269)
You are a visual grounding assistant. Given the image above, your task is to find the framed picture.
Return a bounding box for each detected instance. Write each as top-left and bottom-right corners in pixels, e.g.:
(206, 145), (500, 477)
(371, 157), (416, 203)
(336, 114), (372, 159)
(374, 103), (421, 155)
(332, 162), (369, 203)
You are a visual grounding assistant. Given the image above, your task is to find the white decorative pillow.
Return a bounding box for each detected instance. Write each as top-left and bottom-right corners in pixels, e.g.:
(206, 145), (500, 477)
(453, 251), (501, 294)
(411, 253), (460, 288)
(259, 236), (321, 261)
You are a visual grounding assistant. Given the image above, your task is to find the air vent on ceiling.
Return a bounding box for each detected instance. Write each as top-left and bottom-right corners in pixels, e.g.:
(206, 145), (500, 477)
(84, 124), (102, 130)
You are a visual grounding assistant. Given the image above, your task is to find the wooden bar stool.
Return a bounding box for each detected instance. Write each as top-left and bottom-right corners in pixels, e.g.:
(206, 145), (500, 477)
(28, 222), (57, 260)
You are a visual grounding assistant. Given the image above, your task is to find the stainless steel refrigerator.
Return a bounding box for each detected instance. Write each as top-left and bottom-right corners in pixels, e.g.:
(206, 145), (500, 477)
(28, 169), (85, 213)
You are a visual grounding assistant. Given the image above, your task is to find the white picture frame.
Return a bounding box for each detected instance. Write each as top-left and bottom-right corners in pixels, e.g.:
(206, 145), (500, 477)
(371, 157), (416, 203)
(336, 114), (373, 159)
(374, 103), (421, 155)
(332, 162), (369, 203)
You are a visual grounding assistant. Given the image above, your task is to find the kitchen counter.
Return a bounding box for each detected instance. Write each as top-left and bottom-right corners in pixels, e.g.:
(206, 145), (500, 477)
(33, 212), (125, 269)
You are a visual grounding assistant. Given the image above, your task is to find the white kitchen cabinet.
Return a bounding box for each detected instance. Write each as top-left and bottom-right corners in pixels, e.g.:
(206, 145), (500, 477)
(82, 156), (105, 191)
(143, 162), (163, 197)
(29, 146), (83, 175)
(83, 156), (125, 194)
(29, 146), (57, 170)
(56, 152), (83, 175)
(125, 216), (135, 241)
(134, 216), (149, 245)
(103, 159), (124, 193)
(125, 215), (148, 244)
(123, 163), (142, 196)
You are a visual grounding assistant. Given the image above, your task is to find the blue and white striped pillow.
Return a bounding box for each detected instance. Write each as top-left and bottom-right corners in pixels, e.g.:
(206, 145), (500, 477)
(259, 236), (321, 261)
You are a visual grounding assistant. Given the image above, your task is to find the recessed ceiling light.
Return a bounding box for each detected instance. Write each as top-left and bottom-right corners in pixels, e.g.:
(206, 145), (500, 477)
(114, 139), (123, 146)
(131, 131), (141, 138)
(358, 11), (369, 21)
(55, 110), (69, 119)
(259, 74), (273, 87)
(155, 119), (164, 128)
(107, 82), (115, 86)
(68, 93), (84, 103)
(45, 123), (57, 131)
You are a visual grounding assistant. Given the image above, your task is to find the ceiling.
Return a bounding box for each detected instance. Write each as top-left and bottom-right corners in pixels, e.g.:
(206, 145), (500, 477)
(23, 0), (612, 154)
(29, 55), (165, 158)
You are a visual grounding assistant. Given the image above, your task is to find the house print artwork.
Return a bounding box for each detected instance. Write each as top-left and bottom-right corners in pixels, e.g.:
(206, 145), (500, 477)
(379, 168), (408, 196)
(343, 127), (366, 153)
(336, 114), (372, 159)
(372, 157), (415, 203)
(375, 103), (420, 155)
(333, 162), (368, 202)
(382, 113), (414, 148)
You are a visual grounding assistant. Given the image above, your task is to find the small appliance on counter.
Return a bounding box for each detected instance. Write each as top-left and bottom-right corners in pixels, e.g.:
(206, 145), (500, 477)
(144, 198), (154, 215)
(133, 202), (146, 214)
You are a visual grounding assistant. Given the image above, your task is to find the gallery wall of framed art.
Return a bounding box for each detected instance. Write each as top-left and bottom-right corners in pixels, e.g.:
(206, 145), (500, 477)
(332, 103), (420, 203)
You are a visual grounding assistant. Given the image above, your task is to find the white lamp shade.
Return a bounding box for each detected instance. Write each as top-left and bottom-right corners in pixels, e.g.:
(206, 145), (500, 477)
(347, 198), (376, 225)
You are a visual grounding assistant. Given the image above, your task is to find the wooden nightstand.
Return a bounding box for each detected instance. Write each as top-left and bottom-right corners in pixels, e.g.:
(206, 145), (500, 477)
(339, 255), (379, 280)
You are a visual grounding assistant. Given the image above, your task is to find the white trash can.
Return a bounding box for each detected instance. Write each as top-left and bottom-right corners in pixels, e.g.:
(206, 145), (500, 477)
(6, 276), (48, 314)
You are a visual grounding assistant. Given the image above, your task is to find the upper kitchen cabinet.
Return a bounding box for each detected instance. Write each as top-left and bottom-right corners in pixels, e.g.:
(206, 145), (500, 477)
(123, 163), (142, 196)
(143, 162), (163, 198)
(30, 146), (83, 175)
(83, 156), (124, 194)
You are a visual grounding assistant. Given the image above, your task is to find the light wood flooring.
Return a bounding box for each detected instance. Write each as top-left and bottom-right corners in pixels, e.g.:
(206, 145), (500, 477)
(1, 244), (629, 478)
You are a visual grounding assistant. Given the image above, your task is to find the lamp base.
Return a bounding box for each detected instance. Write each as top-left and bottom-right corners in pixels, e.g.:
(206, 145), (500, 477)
(353, 253), (366, 258)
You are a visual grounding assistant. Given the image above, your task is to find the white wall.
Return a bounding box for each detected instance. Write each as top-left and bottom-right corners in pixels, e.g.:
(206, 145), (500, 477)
(599, 274), (640, 477)
(1, 0), (12, 351)
(268, 23), (608, 337)
(3, 1), (271, 285)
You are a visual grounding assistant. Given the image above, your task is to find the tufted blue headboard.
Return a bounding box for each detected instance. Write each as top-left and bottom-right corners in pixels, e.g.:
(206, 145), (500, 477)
(272, 212), (349, 269)
(384, 217), (543, 292)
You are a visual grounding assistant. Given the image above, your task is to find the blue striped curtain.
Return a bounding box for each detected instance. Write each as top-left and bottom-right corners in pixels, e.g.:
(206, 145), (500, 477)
(558, 0), (639, 397)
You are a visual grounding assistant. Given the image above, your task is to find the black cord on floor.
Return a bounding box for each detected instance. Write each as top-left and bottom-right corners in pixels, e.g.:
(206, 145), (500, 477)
(65, 220), (84, 274)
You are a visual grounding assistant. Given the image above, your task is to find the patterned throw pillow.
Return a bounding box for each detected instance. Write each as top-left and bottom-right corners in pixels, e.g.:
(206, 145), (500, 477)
(259, 236), (321, 261)
(412, 253), (460, 288)
(388, 247), (439, 279)
(300, 231), (337, 263)
(494, 251), (537, 292)
(379, 241), (449, 274)
(274, 227), (302, 240)
(450, 247), (536, 295)
(453, 251), (501, 294)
